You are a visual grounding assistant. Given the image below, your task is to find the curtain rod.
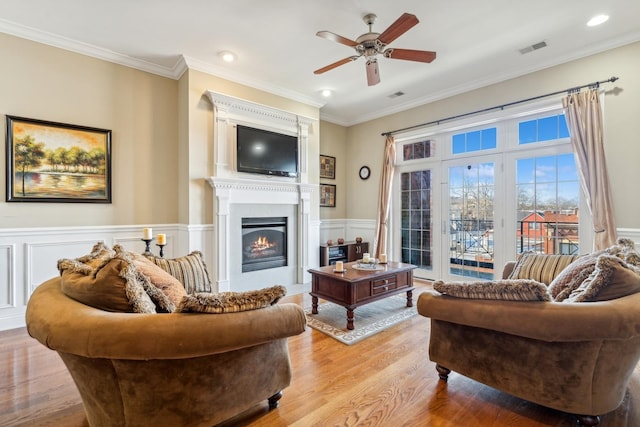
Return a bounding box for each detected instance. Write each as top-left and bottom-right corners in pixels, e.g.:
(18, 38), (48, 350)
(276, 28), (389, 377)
(381, 76), (619, 137)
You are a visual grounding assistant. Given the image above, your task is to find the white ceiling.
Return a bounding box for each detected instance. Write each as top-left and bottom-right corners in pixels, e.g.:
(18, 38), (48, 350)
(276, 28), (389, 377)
(1, 1), (639, 126)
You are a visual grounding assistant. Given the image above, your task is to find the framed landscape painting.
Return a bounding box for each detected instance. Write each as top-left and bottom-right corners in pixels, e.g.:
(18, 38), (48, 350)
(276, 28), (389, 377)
(6, 116), (112, 203)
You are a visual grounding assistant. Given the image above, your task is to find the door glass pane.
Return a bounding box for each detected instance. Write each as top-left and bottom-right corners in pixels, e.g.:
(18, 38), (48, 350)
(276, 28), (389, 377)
(516, 154), (580, 254)
(448, 162), (495, 279)
(400, 170), (432, 271)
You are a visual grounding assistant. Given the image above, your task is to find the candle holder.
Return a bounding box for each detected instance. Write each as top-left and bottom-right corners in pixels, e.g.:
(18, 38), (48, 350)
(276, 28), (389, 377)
(141, 238), (154, 256)
(156, 243), (166, 258)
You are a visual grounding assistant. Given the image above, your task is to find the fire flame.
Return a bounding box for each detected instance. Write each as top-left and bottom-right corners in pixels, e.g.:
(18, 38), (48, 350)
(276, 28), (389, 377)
(252, 236), (276, 251)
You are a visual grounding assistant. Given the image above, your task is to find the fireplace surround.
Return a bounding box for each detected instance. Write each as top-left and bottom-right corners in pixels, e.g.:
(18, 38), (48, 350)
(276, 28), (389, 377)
(207, 91), (317, 292)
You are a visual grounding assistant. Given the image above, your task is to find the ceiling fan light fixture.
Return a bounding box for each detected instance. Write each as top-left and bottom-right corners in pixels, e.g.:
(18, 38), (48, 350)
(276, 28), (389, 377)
(366, 58), (380, 86)
(218, 51), (237, 62)
(587, 15), (609, 27)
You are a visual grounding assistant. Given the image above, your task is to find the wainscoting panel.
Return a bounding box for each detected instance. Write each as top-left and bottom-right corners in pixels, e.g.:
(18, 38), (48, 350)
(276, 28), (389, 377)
(0, 224), (213, 331)
(320, 219), (376, 251)
(0, 244), (15, 309)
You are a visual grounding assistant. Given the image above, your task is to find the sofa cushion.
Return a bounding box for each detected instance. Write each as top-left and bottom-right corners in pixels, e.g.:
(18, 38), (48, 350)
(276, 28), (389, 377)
(176, 285), (287, 313)
(507, 252), (578, 286)
(564, 255), (640, 302)
(433, 279), (551, 301)
(145, 251), (212, 294)
(551, 238), (640, 302)
(59, 254), (157, 313)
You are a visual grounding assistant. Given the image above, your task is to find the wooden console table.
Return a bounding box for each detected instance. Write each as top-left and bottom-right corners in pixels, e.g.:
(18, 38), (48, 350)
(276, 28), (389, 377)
(308, 261), (416, 330)
(319, 241), (368, 266)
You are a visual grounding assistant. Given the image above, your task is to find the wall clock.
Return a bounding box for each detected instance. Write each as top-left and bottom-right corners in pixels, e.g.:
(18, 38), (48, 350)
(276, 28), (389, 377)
(359, 166), (371, 180)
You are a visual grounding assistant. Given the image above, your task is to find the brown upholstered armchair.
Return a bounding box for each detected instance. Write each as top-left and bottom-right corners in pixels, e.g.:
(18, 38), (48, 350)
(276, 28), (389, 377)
(417, 263), (640, 426)
(26, 277), (307, 427)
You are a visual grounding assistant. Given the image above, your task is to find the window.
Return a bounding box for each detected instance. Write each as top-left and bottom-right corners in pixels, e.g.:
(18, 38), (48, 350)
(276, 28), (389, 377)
(403, 140), (433, 161)
(452, 127), (497, 154)
(519, 114), (569, 144)
(400, 170), (433, 270)
(394, 105), (589, 281)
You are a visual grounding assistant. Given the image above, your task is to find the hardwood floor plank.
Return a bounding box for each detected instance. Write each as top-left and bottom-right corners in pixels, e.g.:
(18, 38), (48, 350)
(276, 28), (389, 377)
(2, 280), (638, 426)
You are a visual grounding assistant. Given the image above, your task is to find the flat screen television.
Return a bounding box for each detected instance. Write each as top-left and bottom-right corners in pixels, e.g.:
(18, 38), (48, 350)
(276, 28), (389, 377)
(236, 125), (299, 177)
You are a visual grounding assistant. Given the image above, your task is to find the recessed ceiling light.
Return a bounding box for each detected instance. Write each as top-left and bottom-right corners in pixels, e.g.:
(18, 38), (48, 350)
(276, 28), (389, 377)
(587, 15), (609, 27)
(321, 89), (332, 97)
(218, 51), (236, 62)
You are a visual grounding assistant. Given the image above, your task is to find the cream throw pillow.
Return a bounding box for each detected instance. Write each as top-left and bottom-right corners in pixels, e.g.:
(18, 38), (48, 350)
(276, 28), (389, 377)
(145, 251), (212, 294)
(433, 279), (551, 301)
(176, 285), (287, 313)
(507, 252), (578, 285)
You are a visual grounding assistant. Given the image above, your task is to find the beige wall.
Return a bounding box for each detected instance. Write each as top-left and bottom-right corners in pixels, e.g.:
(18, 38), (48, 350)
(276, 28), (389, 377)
(318, 121), (347, 219)
(184, 69), (321, 225)
(0, 33), (322, 230)
(340, 41), (640, 229)
(0, 33), (179, 227)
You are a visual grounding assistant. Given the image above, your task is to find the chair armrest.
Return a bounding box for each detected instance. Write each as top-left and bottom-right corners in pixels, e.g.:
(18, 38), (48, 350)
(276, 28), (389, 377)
(417, 290), (640, 342)
(27, 278), (307, 360)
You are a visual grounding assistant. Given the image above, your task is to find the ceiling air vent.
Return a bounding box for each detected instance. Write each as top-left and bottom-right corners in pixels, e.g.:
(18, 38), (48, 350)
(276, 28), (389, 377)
(388, 91), (405, 99)
(519, 41), (548, 55)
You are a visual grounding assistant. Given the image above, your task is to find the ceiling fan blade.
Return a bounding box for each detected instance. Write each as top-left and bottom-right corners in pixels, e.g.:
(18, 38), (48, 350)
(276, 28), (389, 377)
(383, 48), (436, 63)
(377, 13), (419, 45)
(366, 59), (380, 86)
(314, 56), (359, 74)
(316, 31), (358, 47)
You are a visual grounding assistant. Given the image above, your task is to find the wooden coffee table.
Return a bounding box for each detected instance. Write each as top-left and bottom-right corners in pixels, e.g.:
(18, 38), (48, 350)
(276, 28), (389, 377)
(308, 261), (416, 330)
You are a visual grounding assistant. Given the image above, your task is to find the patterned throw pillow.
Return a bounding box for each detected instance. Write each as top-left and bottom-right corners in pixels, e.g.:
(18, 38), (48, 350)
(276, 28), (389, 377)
(507, 252), (578, 286)
(433, 279), (551, 301)
(564, 255), (640, 302)
(176, 285), (287, 313)
(145, 251), (212, 294)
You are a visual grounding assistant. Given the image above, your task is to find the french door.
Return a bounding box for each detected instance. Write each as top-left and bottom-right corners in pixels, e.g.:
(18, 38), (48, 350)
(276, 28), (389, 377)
(441, 155), (502, 281)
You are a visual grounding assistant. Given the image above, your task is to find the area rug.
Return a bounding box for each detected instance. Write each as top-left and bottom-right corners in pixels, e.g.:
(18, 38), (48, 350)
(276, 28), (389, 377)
(304, 295), (417, 345)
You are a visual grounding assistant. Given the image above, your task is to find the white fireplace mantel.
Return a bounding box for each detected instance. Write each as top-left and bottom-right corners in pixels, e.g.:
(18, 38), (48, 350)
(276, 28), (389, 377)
(205, 92), (317, 292)
(207, 177), (314, 291)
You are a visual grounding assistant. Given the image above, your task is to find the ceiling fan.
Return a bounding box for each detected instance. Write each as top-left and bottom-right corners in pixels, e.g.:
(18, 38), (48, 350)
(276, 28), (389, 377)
(314, 13), (436, 86)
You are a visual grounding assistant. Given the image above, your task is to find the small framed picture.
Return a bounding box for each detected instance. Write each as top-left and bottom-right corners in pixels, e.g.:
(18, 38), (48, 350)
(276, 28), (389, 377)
(319, 154), (336, 179)
(6, 115), (112, 203)
(320, 183), (336, 207)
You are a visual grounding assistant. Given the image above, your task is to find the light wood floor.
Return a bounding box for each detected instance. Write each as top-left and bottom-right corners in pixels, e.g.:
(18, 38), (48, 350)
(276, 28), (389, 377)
(1, 281), (638, 427)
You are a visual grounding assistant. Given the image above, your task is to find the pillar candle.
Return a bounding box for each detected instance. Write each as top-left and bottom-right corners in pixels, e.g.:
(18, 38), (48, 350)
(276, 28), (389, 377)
(143, 228), (152, 240)
(362, 252), (370, 263)
(335, 261), (344, 272)
(157, 234), (166, 245)
(379, 253), (387, 263)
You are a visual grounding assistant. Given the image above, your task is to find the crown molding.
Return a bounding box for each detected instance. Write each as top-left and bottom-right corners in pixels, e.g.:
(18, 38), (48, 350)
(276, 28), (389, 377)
(0, 18), (184, 79)
(184, 55), (324, 109)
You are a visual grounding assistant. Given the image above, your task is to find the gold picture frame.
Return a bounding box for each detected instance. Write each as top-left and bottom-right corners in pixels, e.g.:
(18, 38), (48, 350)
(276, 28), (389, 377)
(6, 115), (112, 203)
(320, 183), (336, 207)
(319, 154), (335, 179)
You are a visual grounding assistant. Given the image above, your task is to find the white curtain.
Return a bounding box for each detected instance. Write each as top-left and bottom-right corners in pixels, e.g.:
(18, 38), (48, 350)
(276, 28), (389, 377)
(373, 135), (396, 258)
(562, 89), (617, 250)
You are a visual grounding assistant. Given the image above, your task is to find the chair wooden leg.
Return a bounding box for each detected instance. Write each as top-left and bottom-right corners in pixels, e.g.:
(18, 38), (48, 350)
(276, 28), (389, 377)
(576, 414), (600, 426)
(435, 364), (451, 381)
(268, 391), (283, 409)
